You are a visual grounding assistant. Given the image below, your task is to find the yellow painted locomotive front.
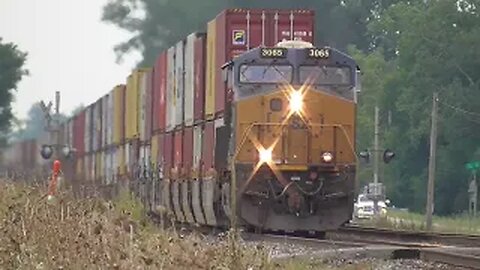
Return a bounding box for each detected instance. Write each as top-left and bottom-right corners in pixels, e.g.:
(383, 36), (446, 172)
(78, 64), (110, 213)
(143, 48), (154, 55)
(226, 43), (360, 231)
(235, 88), (356, 168)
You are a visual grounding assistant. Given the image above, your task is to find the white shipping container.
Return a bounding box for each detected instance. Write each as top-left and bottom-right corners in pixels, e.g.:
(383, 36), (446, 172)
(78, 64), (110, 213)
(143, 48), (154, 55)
(84, 106), (92, 154)
(193, 125), (203, 178)
(184, 33), (196, 127)
(175, 40), (185, 128)
(107, 92), (114, 146)
(166, 47), (176, 131)
(104, 149), (113, 185)
(139, 72), (148, 142)
(111, 147), (118, 184)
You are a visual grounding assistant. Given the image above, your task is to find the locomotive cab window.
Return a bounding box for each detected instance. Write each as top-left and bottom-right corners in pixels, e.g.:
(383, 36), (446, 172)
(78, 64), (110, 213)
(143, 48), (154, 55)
(239, 64), (293, 84)
(299, 66), (352, 86)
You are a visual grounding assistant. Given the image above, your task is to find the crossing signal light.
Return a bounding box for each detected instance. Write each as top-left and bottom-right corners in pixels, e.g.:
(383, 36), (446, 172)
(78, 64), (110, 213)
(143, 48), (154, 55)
(359, 150), (370, 163)
(40, 145), (53, 160)
(383, 149), (395, 164)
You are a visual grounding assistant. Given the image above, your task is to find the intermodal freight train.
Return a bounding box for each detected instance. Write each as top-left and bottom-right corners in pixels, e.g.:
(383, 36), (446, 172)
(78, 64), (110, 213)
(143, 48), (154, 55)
(1, 9), (361, 232)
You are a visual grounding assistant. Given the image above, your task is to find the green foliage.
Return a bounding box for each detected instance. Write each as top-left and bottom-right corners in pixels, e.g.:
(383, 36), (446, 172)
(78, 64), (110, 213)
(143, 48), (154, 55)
(0, 38), (28, 138)
(360, 0), (480, 214)
(102, 0), (403, 67)
(103, 0), (480, 215)
(9, 103), (68, 142)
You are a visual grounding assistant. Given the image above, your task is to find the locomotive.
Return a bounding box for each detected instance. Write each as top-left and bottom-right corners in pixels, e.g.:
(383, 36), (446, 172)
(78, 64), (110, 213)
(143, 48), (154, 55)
(208, 40), (360, 231)
(2, 9), (361, 233)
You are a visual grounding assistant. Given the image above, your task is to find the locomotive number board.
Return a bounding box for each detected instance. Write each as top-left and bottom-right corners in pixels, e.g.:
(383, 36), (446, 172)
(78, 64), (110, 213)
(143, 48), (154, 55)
(260, 48), (288, 58)
(307, 48), (330, 59)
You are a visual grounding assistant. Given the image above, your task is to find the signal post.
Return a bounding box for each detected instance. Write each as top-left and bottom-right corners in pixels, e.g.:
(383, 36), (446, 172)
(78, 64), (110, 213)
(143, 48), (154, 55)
(466, 161), (479, 217)
(359, 106), (395, 216)
(39, 92), (74, 197)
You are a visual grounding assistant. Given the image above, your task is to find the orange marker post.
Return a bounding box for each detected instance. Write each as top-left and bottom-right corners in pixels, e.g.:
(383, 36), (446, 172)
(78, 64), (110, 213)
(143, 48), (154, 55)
(48, 160), (61, 200)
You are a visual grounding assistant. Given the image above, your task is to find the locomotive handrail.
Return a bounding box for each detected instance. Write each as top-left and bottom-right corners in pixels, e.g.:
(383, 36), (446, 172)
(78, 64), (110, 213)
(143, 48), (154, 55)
(230, 121), (358, 232)
(234, 122), (358, 163)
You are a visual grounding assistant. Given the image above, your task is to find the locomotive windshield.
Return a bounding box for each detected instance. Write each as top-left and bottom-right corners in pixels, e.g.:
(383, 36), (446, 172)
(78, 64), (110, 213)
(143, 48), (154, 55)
(299, 66), (351, 86)
(239, 64), (293, 83)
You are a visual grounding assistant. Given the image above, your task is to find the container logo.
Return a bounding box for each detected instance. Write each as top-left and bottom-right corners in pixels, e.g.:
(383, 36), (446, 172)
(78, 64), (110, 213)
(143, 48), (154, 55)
(232, 30), (246, 45)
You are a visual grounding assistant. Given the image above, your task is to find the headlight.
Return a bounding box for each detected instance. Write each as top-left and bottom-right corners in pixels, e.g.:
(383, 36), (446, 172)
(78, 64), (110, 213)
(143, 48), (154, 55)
(289, 90), (303, 113)
(259, 148), (272, 164)
(321, 152), (333, 163)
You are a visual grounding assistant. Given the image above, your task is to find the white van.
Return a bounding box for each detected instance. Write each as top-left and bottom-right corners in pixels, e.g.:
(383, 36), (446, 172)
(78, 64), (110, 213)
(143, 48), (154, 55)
(353, 194), (388, 219)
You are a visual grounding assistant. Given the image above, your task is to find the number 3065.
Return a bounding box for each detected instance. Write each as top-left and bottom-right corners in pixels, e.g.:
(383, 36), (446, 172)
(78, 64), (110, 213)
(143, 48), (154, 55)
(309, 48), (330, 58)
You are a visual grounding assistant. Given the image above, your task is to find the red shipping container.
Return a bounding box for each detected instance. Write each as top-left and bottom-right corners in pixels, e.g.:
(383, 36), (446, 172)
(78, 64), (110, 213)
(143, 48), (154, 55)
(269, 10), (315, 45)
(211, 9), (315, 117)
(145, 69), (153, 140)
(194, 35), (206, 123)
(182, 126), (193, 177)
(173, 130), (183, 173)
(163, 132), (173, 177)
(153, 52), (168, 132)
(201, 121), (215, 176)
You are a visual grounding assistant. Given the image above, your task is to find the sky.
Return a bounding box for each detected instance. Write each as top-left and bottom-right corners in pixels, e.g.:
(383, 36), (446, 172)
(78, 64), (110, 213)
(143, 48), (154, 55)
(0, 0), (141, 120)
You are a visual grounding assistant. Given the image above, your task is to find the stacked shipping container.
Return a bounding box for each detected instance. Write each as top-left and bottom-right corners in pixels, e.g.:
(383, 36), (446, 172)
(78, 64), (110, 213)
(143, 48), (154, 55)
(17, 9), (315, 204)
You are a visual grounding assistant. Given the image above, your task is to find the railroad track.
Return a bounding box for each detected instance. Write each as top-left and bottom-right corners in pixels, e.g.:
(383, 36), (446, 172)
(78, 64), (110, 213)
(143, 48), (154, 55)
(333, 224), (480, 247)
(241, 226), (480, 269)
(158, 215), (480, 269)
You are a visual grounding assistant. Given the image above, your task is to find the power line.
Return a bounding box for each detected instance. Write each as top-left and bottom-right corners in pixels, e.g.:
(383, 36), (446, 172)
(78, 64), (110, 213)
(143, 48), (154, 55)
(437, 98), (480, 118)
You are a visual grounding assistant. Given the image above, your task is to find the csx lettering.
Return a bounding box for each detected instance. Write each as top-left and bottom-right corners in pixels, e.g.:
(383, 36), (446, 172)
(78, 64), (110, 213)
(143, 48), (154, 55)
(308, 48), (330, 58)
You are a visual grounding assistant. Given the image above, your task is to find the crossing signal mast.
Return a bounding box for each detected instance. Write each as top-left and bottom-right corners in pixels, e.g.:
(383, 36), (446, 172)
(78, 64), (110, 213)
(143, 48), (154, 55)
(39, 91), (73, 160)
(358, 106), (396, 215)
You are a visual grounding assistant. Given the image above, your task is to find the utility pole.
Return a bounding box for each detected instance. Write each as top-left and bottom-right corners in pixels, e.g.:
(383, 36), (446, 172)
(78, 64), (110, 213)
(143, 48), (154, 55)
(372, 106), (380, 214)
(374, 106), (380, 185)
(426, 92), (438, 231)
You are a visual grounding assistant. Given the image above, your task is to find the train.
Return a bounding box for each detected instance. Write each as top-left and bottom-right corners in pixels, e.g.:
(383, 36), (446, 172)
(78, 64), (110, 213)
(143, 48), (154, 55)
(1, 8), (361, 233)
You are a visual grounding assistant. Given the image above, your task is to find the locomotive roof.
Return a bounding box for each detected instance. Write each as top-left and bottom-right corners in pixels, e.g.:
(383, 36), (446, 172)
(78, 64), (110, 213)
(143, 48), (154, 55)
(226, 46), (359, 70)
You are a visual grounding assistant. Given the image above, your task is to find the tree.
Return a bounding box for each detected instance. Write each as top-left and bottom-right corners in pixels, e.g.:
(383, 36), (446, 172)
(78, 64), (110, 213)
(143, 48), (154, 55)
(101, 0), (402, 67)
(9, 102), (69, 143)
(361, 0), (480, 214)
(0, 38), (28, 144)
(102, 0), (229, 66)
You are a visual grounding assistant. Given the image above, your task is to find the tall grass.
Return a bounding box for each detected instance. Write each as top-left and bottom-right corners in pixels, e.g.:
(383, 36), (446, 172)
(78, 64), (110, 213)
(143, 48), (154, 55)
(0, 181), (272, 269)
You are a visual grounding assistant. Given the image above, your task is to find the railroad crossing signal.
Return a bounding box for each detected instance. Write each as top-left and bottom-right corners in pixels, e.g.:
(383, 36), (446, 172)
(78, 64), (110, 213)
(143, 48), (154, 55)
(383, 149), (395, 164)
(40, 144), (73, 160)
(40, 144), (54, 160)
(359, 149), (396, 164)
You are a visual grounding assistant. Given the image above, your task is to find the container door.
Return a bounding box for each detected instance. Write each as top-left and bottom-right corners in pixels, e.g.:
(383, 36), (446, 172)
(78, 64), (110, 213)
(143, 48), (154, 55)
(184, 33), (196, 126)
(194, 35), (206, 123)
(175, 40), (185, 128)
(166, 47), (176, 131)
(270, 10), (315, 45)
(202, 121), (215, 177)
(193, 125), (203, 179)
(183, 127), (193, 178)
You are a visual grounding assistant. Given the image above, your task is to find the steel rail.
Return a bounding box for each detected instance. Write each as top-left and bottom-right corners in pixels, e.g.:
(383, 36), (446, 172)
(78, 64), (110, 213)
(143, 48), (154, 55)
(334, 225), (480, 247)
